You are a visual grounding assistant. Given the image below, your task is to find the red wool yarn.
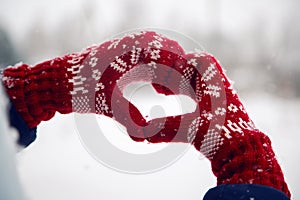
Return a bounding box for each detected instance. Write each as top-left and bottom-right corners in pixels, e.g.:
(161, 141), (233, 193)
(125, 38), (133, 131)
(2, 31), (291, 198)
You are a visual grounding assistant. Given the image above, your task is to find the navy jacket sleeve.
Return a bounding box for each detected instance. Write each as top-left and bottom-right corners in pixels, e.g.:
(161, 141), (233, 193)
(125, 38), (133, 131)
(203, 184), (290, 200)
(8, 100), (37, 147)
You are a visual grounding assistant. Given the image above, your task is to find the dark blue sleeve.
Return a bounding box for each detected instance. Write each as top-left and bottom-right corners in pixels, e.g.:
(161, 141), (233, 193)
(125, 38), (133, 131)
(203, 184), (290, 200)
(8, 100), (37, 147)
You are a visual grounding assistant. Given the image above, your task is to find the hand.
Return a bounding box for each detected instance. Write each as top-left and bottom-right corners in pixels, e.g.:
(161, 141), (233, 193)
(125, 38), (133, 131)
(1, 30), (290, 197)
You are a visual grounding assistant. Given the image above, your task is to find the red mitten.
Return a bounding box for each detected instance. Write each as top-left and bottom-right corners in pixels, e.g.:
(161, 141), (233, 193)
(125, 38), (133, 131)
(2, 30), (291, 198)
(2, 31), (183, 129)
(131, 52), (291, 197)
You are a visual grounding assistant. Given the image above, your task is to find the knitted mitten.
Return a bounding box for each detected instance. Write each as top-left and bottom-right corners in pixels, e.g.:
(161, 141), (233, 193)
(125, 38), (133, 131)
(1, 31), (184, 128)
(1, 31), (290, 198)
(129, 52), (291, 198)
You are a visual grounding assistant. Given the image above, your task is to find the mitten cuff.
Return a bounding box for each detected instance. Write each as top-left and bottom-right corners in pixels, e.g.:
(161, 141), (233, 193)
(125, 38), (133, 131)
(2, 63), (38, 128)
(2, 58), (74, 128)
(211, 130), (291, 198)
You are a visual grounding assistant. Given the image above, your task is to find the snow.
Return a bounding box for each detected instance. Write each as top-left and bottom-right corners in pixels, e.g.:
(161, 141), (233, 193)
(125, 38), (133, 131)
(244, 93), (300, 199)
(16, 114), (214, 200)
(0, 83), (25, 200)
(12, 92), (299, 200)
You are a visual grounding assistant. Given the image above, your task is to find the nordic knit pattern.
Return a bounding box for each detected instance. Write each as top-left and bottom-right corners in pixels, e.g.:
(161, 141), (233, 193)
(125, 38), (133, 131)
(2, 31), (290, 198)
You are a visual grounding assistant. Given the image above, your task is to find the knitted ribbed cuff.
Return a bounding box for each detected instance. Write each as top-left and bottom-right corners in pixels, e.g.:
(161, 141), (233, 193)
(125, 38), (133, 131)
(211, 130), (291, 198)
(2, 57), (74, 128)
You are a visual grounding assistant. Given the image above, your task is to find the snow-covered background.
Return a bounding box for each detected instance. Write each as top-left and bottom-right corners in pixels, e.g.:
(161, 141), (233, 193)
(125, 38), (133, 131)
(0, 0), (299, 199)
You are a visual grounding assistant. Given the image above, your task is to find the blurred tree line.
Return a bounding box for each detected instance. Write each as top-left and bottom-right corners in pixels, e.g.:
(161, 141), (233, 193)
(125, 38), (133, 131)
(0, 28), (19, 68)
(1, 0), (299, 97)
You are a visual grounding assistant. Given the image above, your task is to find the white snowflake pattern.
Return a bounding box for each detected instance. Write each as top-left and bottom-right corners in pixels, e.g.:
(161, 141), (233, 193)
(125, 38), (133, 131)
(107, 38), (121, 50)
(67, 55), (84, 65)
(150, 49), (161, 60)
(89, 48), (98, 57)
(110, 56), (128, 73)
(227, 120), (243, 134)
(215, 107), (226, 116)
(92, 69), (101, 81)
(216, 124), (232, 139)
(148, 61), (157, 68)
(130, 46), (142, 65)
(204, 84), (221, 98)
(95, 82), (105, 92)
(188, 58), (197, 67)
(201, 63), (217, 82)
(89, 57), (98, 68)
(179, 67), (194, 96)
(239, 105), (246, 113)
(71, 96), (91, 113)
(200, 128), (224, 159)
(228, 103), (238, 113)
(127, 33), (136, 39)
(67, 64), (88, 95)
(183, 67), (194, 79)
(195, 76), (202, 102)
(187, 117), (202, 143)
(153, 34), (163, 42)
(148, 40), (163, 48)
(96, 92), (110, 114)
(202, 112), (213, 120)
(238, 118), (254, 130)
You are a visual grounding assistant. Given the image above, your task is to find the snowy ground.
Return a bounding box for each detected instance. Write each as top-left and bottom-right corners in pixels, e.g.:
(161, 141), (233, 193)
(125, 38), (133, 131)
(14, 92), (299, 200)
